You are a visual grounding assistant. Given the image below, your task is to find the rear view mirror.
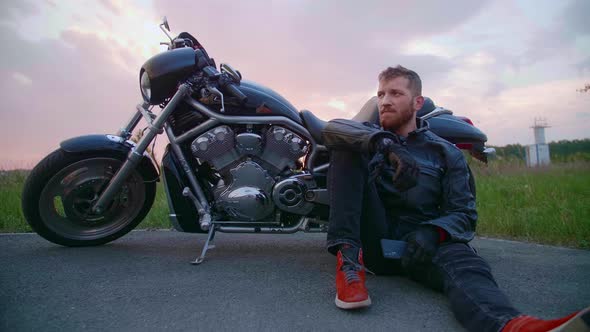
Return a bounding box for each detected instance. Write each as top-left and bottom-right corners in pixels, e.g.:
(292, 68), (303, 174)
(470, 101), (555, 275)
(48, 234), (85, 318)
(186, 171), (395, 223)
(162, 16), (170, 31)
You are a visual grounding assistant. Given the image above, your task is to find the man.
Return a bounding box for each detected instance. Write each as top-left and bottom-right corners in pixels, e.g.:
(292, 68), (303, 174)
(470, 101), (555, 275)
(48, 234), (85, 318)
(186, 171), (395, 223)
(326, 65), (589, 332)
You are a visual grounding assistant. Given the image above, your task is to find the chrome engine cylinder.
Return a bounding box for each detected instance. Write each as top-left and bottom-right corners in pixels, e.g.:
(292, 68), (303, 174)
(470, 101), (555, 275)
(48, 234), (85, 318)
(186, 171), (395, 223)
(191, 124), (314, 221)
(191, 125), (239, 170)
(261, 126), (308, 172)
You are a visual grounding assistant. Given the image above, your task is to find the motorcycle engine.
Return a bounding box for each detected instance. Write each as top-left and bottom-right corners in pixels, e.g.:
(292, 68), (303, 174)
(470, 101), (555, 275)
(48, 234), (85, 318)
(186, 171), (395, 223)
(191, 125), (310, 221)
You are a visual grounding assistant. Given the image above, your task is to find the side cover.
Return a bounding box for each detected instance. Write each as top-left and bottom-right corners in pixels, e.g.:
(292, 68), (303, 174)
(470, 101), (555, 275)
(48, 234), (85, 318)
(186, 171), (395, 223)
(161, 146), (206, 233)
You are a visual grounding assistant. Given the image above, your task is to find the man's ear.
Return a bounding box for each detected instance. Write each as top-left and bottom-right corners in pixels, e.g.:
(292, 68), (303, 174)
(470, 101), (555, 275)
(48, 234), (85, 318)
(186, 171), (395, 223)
(413, 96), (425, 111)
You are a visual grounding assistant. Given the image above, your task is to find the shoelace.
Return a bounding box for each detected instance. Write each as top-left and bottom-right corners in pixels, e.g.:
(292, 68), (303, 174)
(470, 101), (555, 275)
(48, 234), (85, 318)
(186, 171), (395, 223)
(341, 253), (375, 284)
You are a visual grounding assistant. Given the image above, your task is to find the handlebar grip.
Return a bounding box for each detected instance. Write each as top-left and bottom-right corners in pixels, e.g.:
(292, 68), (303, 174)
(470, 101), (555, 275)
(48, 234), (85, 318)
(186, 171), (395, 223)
(225, 83), (248, 104)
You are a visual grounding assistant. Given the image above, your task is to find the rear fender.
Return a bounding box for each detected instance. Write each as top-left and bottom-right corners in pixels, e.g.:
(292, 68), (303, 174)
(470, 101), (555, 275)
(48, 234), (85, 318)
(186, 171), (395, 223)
(427, 113), (487, 144)
(60, 134), (160, 182)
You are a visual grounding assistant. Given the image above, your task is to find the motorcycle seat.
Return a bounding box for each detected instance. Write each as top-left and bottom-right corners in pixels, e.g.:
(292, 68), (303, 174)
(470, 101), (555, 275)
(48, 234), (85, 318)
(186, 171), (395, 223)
(352, 96), (437, 125)
(300, 110), (327, 145)
(417, 97), (436, 117)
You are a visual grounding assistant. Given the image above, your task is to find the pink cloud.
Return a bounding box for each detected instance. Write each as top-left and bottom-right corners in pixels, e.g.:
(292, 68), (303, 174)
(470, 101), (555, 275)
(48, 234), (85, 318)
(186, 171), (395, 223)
(0, 26), (141, 167)
(0, 0), (588, 169)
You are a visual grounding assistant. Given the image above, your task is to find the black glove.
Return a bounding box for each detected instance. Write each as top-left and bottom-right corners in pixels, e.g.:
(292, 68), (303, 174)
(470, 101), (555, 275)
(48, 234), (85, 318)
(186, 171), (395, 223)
(368, 138), (420, 192)
(402, 226), (441, 268)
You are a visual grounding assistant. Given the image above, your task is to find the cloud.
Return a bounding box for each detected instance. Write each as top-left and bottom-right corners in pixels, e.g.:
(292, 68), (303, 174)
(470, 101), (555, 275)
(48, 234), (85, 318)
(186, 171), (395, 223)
(0, 0), (588, 168)
(0, 1), (38, 21)
(0, 25), (142, 163)
(433, 77), (590, 146)
(152, 0), (487, 111)
(520, 0), (590, 67)
(576, 57), (590, 75)
(560, 0), (590, 36)
(98, 0), (121, 16)
(12, 72), (33, 86)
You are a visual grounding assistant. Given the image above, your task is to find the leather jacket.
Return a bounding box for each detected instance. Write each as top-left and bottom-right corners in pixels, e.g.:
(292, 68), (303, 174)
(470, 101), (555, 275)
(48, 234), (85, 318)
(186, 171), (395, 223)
(376, 118), (477, 243)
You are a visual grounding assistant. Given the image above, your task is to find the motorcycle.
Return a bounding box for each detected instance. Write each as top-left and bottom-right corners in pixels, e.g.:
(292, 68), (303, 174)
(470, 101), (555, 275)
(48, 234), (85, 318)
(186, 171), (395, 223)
(21, 18), (495, 264)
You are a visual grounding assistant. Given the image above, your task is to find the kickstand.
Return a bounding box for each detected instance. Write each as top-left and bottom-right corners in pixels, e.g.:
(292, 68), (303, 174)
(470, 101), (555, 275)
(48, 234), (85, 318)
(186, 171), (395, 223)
(191, 226), (216, 265)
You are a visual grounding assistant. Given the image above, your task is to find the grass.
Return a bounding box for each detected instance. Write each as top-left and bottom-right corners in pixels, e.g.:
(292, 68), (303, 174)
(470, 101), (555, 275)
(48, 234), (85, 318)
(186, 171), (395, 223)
(1, 162), (589, 249)
(0, 170), (29, 233)
(471, 161), (590, 249)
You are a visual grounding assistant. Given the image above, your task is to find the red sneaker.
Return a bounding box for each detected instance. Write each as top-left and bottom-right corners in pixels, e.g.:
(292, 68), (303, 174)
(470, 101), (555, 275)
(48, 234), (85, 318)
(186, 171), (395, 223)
(502, 307), (590, 332)
(335, 247), (372, 309)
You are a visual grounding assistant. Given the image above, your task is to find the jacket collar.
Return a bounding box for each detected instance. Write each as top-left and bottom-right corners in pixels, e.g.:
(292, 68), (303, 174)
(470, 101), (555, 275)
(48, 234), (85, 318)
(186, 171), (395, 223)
(380, 117), (430, 138)
(408, 117), (430, 136)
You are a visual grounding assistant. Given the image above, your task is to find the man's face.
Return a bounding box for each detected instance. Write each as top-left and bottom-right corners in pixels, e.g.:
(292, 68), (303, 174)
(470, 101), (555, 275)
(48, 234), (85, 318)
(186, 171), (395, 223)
(377, 77), (421, 131)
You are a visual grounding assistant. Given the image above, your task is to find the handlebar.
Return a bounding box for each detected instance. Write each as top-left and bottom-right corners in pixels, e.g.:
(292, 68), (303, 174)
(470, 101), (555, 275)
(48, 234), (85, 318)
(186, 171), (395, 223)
(201, 65), (248, 104)
(223, 82), (248, 104)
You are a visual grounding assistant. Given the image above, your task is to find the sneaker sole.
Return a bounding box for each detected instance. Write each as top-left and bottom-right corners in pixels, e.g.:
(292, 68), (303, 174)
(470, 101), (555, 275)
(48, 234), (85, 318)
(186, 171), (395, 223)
(550, 306), (590, 332)
(334, 296), (372, 310)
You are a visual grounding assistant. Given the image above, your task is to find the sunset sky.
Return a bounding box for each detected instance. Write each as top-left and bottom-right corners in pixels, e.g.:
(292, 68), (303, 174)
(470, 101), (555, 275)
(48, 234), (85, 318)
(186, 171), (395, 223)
(0, 0), (588, 169)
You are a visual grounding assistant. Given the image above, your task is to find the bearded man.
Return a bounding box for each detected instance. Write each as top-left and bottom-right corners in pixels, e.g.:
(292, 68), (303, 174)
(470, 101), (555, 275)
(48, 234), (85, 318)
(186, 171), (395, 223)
(325, 65), (589, 332)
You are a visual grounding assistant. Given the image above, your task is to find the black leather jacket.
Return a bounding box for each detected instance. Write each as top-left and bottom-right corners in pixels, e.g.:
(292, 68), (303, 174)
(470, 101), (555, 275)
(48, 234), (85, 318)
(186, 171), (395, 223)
(376, 118), (477, 243)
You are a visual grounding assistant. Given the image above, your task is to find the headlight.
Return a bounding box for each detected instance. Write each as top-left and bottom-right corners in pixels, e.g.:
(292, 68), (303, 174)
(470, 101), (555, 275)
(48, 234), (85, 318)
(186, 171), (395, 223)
(140, 70), (151, 102)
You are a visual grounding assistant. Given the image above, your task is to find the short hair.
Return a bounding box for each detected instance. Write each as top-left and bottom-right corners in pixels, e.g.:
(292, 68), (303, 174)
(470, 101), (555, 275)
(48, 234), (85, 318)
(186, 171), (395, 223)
(378, 65), (422, 97)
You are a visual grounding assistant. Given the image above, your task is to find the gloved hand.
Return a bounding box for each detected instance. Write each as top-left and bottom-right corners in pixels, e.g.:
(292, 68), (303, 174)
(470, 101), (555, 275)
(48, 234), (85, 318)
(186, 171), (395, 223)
(402, 226), (441, 268)
(368, 137), (420, 192)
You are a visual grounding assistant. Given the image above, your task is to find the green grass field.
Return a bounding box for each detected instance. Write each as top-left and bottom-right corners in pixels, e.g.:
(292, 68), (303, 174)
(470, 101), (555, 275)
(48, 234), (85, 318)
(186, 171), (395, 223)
(471, 161), (590, 249)
(1, 162), (589, 249)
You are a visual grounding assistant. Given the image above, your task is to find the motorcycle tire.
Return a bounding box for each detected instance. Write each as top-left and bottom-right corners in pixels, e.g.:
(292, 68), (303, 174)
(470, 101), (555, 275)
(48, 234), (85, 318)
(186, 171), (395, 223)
(21, 148), (156, 247)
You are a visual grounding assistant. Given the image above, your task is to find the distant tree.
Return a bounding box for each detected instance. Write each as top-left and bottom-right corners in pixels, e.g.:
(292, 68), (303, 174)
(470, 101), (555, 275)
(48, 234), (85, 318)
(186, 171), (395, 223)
(489, 144), (526, 160)
(489, 139), (590, 162)
(578, 83), (590, 93)
(549, 139), (590, 162)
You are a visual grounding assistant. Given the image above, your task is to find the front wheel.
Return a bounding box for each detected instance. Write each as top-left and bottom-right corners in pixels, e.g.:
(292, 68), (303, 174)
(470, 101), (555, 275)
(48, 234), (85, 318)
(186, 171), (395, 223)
(21, 149), (156, 246)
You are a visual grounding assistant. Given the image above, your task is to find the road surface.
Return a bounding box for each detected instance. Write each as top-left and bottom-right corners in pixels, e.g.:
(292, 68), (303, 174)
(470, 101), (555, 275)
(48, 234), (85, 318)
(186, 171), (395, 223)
(1, 231), (589, 331)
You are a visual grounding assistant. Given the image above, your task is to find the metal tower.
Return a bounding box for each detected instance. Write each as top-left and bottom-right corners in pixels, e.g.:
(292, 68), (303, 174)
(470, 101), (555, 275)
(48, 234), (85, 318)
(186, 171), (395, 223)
(526, 118), (551, 166)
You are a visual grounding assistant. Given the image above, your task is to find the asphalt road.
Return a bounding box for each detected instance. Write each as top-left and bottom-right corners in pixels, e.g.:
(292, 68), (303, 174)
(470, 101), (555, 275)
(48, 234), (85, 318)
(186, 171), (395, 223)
(1, 231), (589, 331)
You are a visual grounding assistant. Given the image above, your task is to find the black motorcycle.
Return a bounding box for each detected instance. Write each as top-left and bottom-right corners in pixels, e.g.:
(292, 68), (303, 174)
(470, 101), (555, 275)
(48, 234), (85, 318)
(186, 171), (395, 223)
(21, 18), (495, 264)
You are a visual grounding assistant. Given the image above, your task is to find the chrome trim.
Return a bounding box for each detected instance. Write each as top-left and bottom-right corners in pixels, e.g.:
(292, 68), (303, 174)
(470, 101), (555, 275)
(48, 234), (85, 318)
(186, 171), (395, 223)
(215, 217), (327, 234)
(183, 96), (319, 170)
(164, 123), (212, 230)
(207, 86), (226, 113)
(313, 163), (329, 173)
(419, 106), (453, 120)
(137, 103), (156, 125)
(174, 118), (220, 144)
(213, 221), (281, 225)
(116, 103), (145, 140)
(93, 84), (191, 213)
(220, 63), (241, 83)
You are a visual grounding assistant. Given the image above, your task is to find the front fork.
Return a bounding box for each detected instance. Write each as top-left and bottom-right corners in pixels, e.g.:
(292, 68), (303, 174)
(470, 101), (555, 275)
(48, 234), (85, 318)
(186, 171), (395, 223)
(92, 84), (217, 264)
(92, 84), (191, 214)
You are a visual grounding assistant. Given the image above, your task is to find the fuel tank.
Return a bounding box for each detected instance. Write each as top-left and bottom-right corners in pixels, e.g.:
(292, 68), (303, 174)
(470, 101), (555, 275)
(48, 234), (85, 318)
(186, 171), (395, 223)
(206, 80), (302, 124)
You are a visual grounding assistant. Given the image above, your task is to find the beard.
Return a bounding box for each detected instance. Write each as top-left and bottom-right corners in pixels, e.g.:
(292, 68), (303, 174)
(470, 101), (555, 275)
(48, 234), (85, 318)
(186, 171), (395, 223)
(379, 101), (415, 131)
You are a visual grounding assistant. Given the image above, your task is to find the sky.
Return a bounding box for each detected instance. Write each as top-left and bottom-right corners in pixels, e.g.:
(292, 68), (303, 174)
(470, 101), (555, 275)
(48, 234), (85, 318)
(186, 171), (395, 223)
(0, 0), (588, 169)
